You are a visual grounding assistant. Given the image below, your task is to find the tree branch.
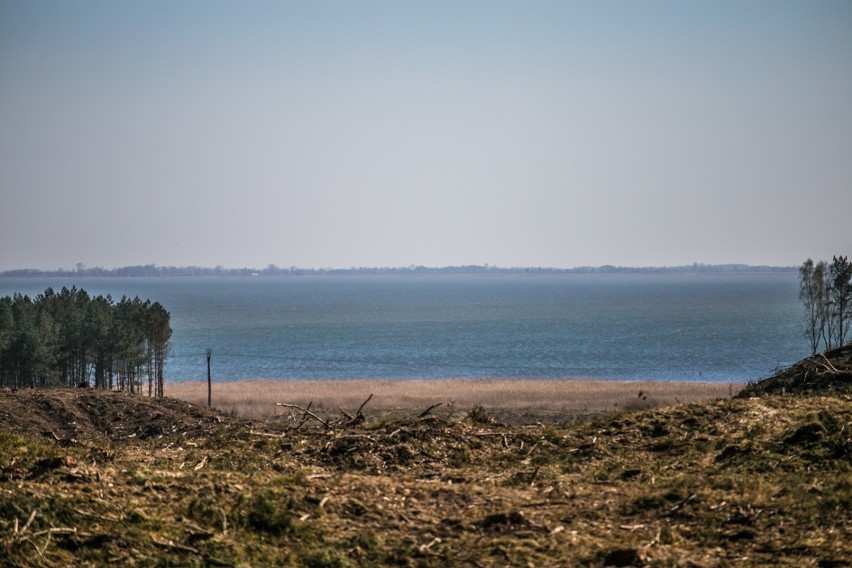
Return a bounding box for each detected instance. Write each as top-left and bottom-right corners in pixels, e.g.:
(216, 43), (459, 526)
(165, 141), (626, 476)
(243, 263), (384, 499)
(277, 403), (331, 430)
(418, 403), (443, 418)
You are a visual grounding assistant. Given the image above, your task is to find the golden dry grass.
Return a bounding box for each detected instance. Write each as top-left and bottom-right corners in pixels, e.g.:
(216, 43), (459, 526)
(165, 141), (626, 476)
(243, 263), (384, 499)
(166, 377), (742, 418)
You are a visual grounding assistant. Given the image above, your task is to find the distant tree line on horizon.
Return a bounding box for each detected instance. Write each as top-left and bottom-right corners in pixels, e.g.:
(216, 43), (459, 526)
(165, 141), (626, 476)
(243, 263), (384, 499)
(0, 287), (171, 395)
(799, 255), (852, 355)
(0, 262), (796, 278)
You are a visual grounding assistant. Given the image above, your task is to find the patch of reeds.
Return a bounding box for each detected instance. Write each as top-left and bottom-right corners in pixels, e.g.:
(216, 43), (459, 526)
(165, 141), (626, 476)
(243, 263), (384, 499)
(165, 377), (742, 418)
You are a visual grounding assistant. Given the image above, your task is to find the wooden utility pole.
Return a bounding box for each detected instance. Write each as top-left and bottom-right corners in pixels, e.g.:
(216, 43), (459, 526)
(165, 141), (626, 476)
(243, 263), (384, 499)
(206, 348), (213, 408)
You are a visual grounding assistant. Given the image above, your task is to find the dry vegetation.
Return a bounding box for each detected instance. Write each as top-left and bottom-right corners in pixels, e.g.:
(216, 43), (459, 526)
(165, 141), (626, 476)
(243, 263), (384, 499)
(0, 363), (849, 567)
(166, 378), (741, 423)
(738, 344), (852, 398)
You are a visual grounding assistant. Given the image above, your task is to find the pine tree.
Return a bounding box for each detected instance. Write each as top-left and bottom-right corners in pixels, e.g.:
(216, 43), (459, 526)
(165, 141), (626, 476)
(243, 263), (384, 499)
(0, 288), (170, 393)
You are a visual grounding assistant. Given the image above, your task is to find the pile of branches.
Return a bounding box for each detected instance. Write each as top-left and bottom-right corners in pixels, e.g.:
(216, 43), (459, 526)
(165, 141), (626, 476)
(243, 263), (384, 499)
(739, 344), (852, 397)
(275, 394), (452, 432)
(272, 396), (516, 473)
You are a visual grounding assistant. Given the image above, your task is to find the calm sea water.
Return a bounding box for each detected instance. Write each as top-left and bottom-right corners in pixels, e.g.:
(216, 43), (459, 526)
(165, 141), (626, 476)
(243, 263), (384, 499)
(0, 273), (806, 383)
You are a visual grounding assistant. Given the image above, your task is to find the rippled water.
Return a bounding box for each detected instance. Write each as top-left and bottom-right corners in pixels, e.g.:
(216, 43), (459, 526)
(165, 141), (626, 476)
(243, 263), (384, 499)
(0, 273), (805, 383)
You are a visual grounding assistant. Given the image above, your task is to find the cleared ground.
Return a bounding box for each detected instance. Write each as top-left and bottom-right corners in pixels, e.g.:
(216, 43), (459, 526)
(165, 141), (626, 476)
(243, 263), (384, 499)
(0, 367), (849, 567)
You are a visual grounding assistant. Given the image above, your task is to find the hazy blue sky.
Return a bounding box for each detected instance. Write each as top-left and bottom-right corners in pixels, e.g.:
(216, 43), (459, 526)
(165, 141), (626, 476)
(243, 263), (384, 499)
(2, 1), (850, 270)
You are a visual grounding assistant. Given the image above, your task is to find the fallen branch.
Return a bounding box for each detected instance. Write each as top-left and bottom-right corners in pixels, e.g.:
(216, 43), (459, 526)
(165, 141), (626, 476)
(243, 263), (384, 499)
(307, 473), (333, 480)
(193, 456), (208, 471)
(277, 402), (331, 430)
(151, 534), (200, 555)
(471, 432), (514, 437)
(355, 393), (374, 416)
(28, 527), (78, 538)
(819, 354), (840, 374)
(419, 403), (443, 418)
(12, 524), (79, 550)
(811, 360), (836, 375)
(529, 466), (541, 486)
(419, 537), (442, 552)
(669, 493), (697, 514)
(19, 509), (38, 535)
(291, 401), (315, 430)
(349, 394), (374, 424)
(248, 430), (284, 438)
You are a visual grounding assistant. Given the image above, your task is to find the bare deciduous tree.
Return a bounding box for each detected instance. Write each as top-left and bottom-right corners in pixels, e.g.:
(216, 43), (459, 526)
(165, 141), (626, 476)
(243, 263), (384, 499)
(800, 255), (852, 354)
(829, 255), (852, 347)
(800, 259), (823, 355)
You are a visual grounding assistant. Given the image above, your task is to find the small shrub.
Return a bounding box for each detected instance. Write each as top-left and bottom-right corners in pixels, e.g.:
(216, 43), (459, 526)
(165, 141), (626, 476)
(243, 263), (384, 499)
(186, 495), (221, 528)
(467, 406), (493, 425)
(300, 548), (350, 568)
(247, 491), (296, 534)
(447, 447), (471, 468)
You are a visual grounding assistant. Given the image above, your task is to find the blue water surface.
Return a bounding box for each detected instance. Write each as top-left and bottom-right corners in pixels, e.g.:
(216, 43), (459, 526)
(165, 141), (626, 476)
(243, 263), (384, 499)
(0, 273), (806, 383)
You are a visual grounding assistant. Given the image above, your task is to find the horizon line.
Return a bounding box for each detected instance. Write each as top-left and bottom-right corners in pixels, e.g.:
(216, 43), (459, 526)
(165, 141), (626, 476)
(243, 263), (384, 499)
(0, 262), (798, 276)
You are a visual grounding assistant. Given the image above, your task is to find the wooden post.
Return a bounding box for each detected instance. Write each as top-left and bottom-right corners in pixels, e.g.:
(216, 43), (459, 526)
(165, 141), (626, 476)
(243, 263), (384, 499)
(206, 348), (212, 408)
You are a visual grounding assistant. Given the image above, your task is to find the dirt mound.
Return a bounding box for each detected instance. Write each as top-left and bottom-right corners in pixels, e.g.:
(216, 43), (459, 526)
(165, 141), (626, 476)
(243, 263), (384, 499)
(738, 345), (852, 397)
(0, 388), (240, 443)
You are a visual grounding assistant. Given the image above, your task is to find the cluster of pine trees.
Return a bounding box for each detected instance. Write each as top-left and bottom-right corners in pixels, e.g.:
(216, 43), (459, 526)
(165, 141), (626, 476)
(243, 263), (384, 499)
(0, 287), (171, 395)
(799, 255), (852, 355)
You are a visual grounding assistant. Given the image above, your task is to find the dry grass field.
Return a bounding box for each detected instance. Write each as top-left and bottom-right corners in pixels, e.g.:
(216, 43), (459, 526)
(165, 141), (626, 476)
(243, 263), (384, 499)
(166, 378), (742, 422)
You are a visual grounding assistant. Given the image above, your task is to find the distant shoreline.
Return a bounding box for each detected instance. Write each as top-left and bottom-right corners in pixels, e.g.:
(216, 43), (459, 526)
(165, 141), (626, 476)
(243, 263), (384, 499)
(1, 263), (797, 278)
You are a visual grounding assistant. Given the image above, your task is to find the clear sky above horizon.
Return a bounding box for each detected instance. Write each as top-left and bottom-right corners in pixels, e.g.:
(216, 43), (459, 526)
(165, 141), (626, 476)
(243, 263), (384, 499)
(2, 1), (851, 271)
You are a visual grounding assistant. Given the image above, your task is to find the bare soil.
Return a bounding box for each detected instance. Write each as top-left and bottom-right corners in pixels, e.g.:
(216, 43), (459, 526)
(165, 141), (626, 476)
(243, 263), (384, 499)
(0, 389), (241, 444)
(0, 377), (850, 567)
